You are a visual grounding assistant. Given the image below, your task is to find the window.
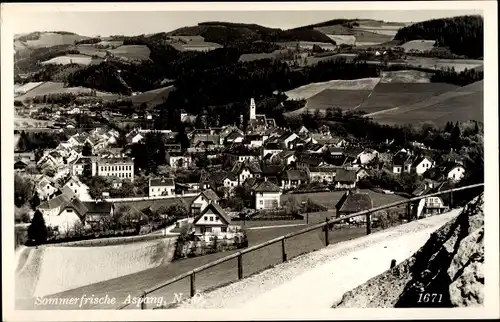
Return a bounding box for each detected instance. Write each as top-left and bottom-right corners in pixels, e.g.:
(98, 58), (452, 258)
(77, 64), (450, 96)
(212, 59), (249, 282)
(260, 200), (263, 205)
(67, 209), (73, 213)
(204, 216), (208, 221)
(210, 216), (214, 221)
(70, 183), (73, 186)
(221, 227), (227, 233)
(205, 227), (212, 233)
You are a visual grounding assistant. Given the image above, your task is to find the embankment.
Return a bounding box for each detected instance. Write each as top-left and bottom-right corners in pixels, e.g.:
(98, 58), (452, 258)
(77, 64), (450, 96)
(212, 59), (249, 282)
(15, 237), (177, 299)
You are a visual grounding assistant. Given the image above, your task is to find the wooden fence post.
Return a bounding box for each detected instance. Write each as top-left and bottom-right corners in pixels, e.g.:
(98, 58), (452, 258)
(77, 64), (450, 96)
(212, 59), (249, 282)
(237, 252), (243, 280)
(190, 271), (196, 297)
(449, 190), (454, 209)
(366, 213), (371, 235)
(281, 238), (287, 262)
(324, 218), (329, 246)
(406, 202), (412, 221)
(390, 259), (396, 269)
(140, 291), (146, 310)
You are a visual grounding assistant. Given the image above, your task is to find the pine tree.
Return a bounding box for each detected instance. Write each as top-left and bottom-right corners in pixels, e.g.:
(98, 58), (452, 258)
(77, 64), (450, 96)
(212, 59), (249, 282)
(82, 143), (92, 156)
(28, 210), (48, 245)
(29, 192), (41, 210)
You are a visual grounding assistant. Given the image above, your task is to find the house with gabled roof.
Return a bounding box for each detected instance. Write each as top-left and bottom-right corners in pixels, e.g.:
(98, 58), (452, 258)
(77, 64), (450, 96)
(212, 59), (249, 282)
(411, 156), (434, 175)
(309, 165), (338, 183)
(334, 168), (357, 189)
(191, 189), (221, 215)
(37, 194), (91, 233)
(252, 180), (282, 210)
(282, 169), (309, 190)
(335, 190), (373, 223)
(192, 202), (232, 236)
(36, 176), (58, 200)
(149, 177), (175, 197)
(232, 160), (262, 184)
(62, 176), (92, 201)
(392, 150), (413, 174)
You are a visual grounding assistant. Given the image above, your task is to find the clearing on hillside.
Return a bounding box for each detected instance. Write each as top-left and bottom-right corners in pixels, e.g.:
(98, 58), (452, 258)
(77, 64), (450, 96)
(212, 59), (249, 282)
(404, 57), (483, 72)
(238, 50), (289, 63)
(314, 25), (393, 45)
(129, 85), (175, 107)
(358, 82), (460, 114)
(109, 45), (151, 60)
(75, 44), (108, 58)
(353, 26), (400, 37)
(285, 78), (380, 100)
(16, 82), (119, 101)
(18, 32), (89, 49)
(306, 89), (373, 111)
(14, 82), (44, 96)
(96, 40), (124, 48)
(325, 35), (356, 46)
(41, 54), (92, 66)
(370, 81), (483, 127)
(400, 40), (436, 52)
(380, 70), (433, 83)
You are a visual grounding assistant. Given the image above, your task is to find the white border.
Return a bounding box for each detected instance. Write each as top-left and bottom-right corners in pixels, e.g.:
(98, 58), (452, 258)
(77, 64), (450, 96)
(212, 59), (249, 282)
(2, 2), (498, 321)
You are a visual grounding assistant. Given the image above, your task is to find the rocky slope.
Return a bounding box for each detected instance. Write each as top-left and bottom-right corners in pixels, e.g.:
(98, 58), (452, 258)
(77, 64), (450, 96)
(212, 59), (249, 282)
(333, 193), (484, 308)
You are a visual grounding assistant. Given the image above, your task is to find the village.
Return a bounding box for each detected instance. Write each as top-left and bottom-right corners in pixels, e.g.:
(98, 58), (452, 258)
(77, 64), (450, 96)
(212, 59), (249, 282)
(14, 96), (468, 248)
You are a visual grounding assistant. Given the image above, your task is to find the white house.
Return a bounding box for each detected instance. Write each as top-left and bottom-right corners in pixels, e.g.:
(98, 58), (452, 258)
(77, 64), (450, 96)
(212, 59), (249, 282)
(356, 149), (379, 165)
(277, 150), (296, 165)
(411, 157), (434, 175)
(191, 189), (220, 215)
(36, 176), (58, 200)
(63, 177), (92, 201)
(415, 195), (449, 218)
(36, 195), (87, 234)
(192, 202), (231, 236)
(253, 180), (282, 210)
(446, 164), (466, 182)
(168, 154), (192, 169)
(309, 166), (337, 183)
(149, 177), (175, 197)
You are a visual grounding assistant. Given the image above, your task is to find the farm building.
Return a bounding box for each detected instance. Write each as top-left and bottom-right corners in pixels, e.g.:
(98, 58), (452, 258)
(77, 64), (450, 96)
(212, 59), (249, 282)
(192, 202), (231, 236)
(335, 190), (374, 223)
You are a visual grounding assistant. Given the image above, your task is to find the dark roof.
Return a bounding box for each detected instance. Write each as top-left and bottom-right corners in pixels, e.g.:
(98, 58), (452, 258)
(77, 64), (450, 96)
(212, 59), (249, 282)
(249, 115), (268, 128)
(193, 202), (231, 225)
(336, 191), (373, 213)
(297, 154), (322, 167)
(232, 160), (262, 174)
(335, 168), (357, 183)
(82, 201), (113, 214)
(198, 189), (220, 202)
(261, 165), (286, 176)
(253, 180), (281, 192)
(208, 171), (237, 185)
(285, 169), (309, 181)
(38, 194), (72, 210)
(392, 151), (412, 166)
(150, 178), (175, 187)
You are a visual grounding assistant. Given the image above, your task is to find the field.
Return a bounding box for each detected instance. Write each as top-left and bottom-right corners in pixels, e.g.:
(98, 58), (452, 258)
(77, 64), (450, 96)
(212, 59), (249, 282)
(109, 45), (151, 60)
(353, 26), (400, 37)
(370, 80), (483, 126)
(358, 82), (459, 114)
(14, 117), (54, 129)
(285, 78), (380, 100)
(96, 40), (124, 48)
(315, 25), (393, 45)
(305, 89), (373, 111)
(15, 82), (44, 95)
(238, 50), (289, 63)
(380, 70), (433, 83)
(16, 32), (89, 49)
(16, 237), (176, 299)
(129, 85), (176, 107)
(403, 57), (483, 72)
(41, 54), (93, 66)
(15, 82), (120, 101)
(75, 44), (108, 58)
(400, 40), (436, 52)
(305, 53), (358, 66)
(113, 195), (196, 213)
(281, 189), (408, 209)
(325, 34), (356, 45)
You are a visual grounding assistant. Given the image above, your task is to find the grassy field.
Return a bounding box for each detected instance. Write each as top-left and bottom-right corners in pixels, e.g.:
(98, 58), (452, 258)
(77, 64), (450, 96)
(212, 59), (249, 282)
(15, 82), (120, 101)
(281, 189), (408, 209)
(238, 50), (289, 63)
(109, 45), (151, 61)
(315, 25), (392, 44)
(325, 34), (356, 45)
(15, 82), (44, 95)
(41, 54), (92, 66)
(285, 78), (380, 100)
(305, 53), (358, 66)
(96, 40), (124, 48)
(380, 70), (433, 83)
(358, 82), (459, 114)
(75, 44), (108, 58)
(113, 195), (197, 213)
(306, 89), (373, 111)
(371, 80), (483, 126)
(400, 40), (436, 52)
(14, 117), (54, 128)
(17, 32), (89, 49)
(404, 57), (484, 72)
(129, 85), (175, 107)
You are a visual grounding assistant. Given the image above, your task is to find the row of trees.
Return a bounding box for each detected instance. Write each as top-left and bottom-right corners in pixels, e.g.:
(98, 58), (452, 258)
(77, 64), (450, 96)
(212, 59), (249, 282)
(431, 67), (483, 86)
(16, 131), (67, 153)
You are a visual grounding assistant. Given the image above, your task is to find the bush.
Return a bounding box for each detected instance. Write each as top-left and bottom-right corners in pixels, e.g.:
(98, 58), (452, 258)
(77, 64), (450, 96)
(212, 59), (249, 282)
(27, 210), (48, 245)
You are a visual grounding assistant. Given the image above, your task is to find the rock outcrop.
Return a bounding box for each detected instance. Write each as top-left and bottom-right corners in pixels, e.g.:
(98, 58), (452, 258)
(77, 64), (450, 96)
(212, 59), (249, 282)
(333, 193), (484, 308)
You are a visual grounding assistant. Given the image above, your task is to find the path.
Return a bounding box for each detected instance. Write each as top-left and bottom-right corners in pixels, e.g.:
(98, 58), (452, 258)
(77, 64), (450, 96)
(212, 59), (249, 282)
(178, 209), (462, 309)
(246, 223), (307, 230)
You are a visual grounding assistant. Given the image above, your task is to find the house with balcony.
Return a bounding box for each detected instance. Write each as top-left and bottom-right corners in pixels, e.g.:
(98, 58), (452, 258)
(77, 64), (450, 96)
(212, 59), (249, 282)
(282, 169), (309, 190)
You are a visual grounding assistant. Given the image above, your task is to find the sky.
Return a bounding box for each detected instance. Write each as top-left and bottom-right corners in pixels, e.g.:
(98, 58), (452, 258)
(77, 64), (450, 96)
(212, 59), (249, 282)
(8, 7), (483, 37)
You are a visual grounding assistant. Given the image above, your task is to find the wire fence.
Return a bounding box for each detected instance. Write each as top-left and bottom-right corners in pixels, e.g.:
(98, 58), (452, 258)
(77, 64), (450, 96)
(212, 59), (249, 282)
(117, 183), (484, 310)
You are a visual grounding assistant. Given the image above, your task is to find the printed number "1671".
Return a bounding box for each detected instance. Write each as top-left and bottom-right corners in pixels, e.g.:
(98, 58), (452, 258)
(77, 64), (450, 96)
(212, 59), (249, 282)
(418, 293), (443, 303)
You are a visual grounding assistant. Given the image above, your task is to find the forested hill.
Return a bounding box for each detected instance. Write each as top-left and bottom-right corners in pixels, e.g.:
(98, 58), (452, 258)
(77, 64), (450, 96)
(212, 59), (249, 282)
(394, 15), (483, 59)
(167, 21), (336, 47)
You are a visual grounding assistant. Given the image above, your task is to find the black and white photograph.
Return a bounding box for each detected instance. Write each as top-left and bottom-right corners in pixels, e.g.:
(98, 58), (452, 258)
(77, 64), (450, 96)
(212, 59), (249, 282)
(2, 1), (498, 320)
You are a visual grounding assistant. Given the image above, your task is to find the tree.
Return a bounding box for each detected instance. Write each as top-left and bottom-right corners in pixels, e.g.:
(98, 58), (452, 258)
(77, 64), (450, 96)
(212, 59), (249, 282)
(15, 174), (34, 208)
(16, 131), (29, 152)
(86, 176), (110, 200)
(29, 192), (41, 210)
(28, 210), (48, 245)
(196, 153), (210, 168)
(82, 143), (93, 156)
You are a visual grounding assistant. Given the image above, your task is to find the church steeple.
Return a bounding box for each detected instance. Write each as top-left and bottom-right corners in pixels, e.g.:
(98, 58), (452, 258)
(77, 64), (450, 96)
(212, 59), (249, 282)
(249, 98), (256, 120)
